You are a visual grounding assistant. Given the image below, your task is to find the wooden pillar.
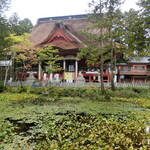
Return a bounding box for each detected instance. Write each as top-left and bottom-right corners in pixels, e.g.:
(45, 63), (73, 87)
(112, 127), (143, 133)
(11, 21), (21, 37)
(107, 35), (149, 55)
(75, 60), (78, 78)
(63, 60), (66, 82)
(38, 62), (42, 80)
(63, 60), (66, 71)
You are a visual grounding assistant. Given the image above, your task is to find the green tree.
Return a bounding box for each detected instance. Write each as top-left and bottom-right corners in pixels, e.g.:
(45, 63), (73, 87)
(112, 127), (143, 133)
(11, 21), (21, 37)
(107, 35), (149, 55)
(121, 9), (147, 57)
(78, 0), (124, 93)
(19, 18), (33, 34)
(137, 0), (150, 53)
(120, 7), (149, 59)
(9, 13), (33, 35)
(0, 0), (11, 15)
(0, 0), (11, 53)
(36, 46), (62, 77)
(5, 33), (36, 88)
(103, 0), (124, 91)
(3, 33), (23, 87)
(0, 17), (10, 52)
(119, 0), (150, 58)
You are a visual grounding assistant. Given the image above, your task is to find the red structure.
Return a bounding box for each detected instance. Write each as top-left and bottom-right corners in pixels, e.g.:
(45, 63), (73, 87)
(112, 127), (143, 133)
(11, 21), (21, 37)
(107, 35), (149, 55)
(28, 14), (149, 83)
(117, 57), (150, 83)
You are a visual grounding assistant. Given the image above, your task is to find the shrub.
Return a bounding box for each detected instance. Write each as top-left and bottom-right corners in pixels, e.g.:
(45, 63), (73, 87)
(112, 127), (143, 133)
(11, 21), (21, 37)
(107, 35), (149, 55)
(108, 89), (139, 98)
(0, 121), (14, 143)
(34, 114), (150, 149)
(0, 82), (5, 93)
(116, 87), (150, 99)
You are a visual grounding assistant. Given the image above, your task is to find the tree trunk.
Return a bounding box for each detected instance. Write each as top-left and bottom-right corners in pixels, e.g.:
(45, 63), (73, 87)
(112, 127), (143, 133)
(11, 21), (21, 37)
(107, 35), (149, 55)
(100, 59), (105, 94)
(110, 47), (115, 91)
(4, 66), (9, 88)
(4, 58), (13, 89)
(98, 0), (105, 94)
(20, 61), (26, 89)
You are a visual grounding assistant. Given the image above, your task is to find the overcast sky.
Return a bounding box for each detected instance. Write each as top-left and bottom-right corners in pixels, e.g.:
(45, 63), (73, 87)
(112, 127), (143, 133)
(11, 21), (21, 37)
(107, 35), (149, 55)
(5, 0), (139, 25)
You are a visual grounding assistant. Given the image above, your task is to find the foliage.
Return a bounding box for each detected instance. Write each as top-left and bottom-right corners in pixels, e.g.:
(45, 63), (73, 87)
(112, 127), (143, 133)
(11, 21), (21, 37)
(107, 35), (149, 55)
(114, 87), (150, 99)
(0, 90), (150, 149)
(117, 0), (150, 57)
(121, 9), (149, 57)
(0, 82), (4, 93)
(0, 92), (144, 115)
(0, 92), (37, 102)
(113, 96), (150, 109)
(6, 33), (36, 87)
(137, 0), (150, 52)
(36, 46), (62, 73)
(0, 0), (10, 14)
(35, 114), (150, 150)
(0, 0), (10, 52)
(0, 17), (10, 52)
(5, 87), (150, 107)
(9, 13), (33, 35)
(0, 121), (14, 145)
(78, 0), (125, 92)
(1, 113), (150, 149)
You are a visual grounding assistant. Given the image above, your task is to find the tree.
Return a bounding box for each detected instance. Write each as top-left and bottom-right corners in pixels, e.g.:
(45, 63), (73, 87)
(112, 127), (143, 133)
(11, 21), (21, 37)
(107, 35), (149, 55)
(0, 0), (11, 53)
(119, 0), (149, 58)
(9, 13), (33, 35)
(36, 46), (62, 80)
(3, 34), (22, 87)
(0, 0), (11, 15)
(121, 8), (149, 58)
(101, 0), (124, 91)
(137, 0), (150, 52)
(78, 0), (124, 93)
(0, 17), (10, 52)
(5, 33), (36, 88)
(19, 18), (33, 34)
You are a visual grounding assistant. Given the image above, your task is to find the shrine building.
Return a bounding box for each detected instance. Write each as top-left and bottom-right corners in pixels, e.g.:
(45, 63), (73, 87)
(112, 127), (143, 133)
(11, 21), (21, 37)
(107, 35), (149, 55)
(29, 14), (112, 82)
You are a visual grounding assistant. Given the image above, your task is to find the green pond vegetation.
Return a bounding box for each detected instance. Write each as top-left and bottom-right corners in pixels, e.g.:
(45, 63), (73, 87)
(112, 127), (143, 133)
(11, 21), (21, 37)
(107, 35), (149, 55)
(0, 87), (150, 149)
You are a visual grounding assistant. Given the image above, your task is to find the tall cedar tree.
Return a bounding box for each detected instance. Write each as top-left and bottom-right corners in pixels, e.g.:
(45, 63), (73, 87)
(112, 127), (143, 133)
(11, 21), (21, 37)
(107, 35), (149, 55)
(121, 9), (149, 58)
(9, 13), (33, 36)
(0, 0), (11, 52)
(137, 0), (149, 54)
(120, 0), (149, 58)
(78, 0), (124, 93)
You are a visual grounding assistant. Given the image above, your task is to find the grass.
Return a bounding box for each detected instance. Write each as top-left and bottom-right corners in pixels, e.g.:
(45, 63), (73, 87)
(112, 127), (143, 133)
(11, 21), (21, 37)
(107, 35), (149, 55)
(0, 92), (150, 149)
(0, 94), (149, 121)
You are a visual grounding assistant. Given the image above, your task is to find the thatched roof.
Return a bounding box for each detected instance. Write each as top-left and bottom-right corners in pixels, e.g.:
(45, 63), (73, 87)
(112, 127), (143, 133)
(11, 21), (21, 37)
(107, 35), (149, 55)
(29, 19), (90, 50)
(29, 16), (122, 50)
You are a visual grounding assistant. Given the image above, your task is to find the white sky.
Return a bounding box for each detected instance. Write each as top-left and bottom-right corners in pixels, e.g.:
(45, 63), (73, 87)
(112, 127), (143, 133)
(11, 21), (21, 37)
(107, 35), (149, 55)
(5, 0), (139, 25)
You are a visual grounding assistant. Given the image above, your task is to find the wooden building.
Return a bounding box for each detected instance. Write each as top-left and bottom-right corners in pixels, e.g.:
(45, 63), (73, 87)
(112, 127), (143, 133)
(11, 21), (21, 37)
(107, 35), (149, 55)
(29, 14), (112, 82)
(1, 14), (149, 83)
(117, 56), (150, 83)
(28, 14), (150, 83)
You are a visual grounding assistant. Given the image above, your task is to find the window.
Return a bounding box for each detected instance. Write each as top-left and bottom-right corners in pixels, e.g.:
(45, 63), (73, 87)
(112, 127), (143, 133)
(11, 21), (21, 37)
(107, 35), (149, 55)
(134, 66), (145, 70)
(68, 65), (75, 72)
(66, 60), (75, 72)
(121, 66), (131, 72)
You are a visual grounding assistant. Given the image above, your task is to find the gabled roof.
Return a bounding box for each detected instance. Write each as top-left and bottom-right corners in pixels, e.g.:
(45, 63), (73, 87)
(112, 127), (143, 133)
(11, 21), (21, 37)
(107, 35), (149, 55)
(29, 18), (89, 50)
(29, 14), (123, 50)
(129, 56), (150, 63)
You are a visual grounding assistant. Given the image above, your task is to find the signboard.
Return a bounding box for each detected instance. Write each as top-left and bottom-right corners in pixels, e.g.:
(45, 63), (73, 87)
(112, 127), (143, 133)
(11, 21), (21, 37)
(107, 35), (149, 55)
(0, 60), (12, 66)
(64, 72), (75, 83)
